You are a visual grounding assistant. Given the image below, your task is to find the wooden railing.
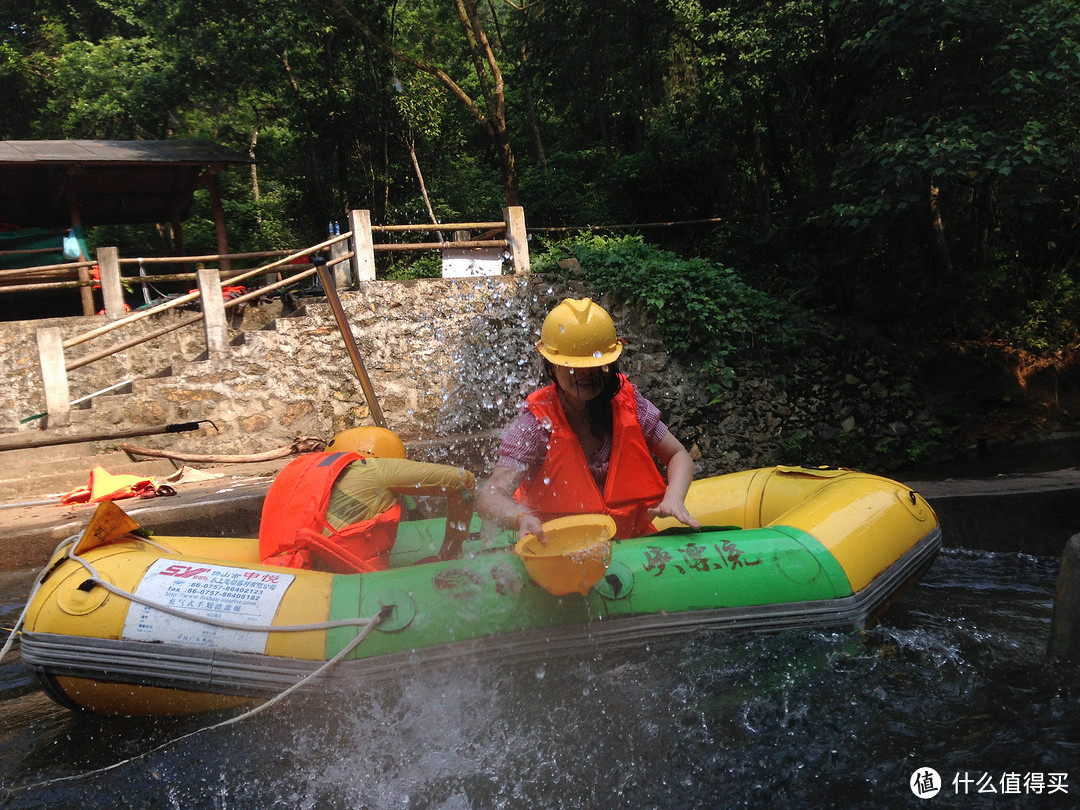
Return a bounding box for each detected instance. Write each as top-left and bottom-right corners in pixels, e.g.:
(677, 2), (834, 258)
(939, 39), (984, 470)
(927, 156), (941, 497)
(30, 207), (529, 427)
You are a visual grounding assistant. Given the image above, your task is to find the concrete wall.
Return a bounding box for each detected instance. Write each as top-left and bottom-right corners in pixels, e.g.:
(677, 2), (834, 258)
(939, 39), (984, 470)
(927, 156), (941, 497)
(0, 301), (283, 428)
(1, 274), (940, 481)
(0, 277), (696, 474)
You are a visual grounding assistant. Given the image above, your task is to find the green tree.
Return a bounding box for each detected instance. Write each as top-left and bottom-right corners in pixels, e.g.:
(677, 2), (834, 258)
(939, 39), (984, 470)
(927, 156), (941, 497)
(0, 2), (66, 139)
(318, 0), (523, 206)
(826, 0), (1080, 325)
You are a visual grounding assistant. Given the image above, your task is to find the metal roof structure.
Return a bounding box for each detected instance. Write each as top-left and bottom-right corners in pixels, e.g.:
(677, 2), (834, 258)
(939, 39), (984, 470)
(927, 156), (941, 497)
(0, 139), (252, 228)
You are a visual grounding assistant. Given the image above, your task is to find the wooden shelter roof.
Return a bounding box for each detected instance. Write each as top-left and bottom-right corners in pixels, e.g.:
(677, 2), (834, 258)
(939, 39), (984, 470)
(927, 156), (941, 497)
(0, 139), (252, 228)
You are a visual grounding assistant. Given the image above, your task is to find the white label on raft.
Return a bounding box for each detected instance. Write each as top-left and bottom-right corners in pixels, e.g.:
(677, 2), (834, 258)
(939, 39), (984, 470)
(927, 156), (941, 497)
(121, 560), (295, 653)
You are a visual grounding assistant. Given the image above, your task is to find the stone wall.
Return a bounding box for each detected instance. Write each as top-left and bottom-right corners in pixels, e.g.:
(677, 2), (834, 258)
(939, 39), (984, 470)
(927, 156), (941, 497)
(1, 275), (940, 478)
(1, 299), (284, 431)
(1, 278), (637, 472)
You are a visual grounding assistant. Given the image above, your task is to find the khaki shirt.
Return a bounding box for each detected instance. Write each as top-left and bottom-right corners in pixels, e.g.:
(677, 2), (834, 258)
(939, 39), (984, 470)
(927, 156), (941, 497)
(326, 457), (475, 529)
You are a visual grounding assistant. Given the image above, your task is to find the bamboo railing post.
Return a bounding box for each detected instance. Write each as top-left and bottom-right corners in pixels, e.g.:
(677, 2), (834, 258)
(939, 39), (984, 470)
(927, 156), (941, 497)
(97, 246), (126, 319)
(504, 206), (529, 274)
(349, 209), (376, 282)
(197, 267), (228, 359)
(36, 327), (71, 427)
(312, 256), (386, 427)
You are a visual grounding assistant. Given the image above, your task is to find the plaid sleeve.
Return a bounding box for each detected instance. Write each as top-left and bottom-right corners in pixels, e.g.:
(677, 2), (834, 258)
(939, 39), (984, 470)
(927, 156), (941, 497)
(496, 409), (549, 473)
(632, 385), (670, 449)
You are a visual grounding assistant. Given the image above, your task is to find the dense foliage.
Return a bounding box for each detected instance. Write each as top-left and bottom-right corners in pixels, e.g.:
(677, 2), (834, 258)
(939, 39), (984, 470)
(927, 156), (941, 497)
(534, 234), (811, 403)
(3, 0), (1080, 351)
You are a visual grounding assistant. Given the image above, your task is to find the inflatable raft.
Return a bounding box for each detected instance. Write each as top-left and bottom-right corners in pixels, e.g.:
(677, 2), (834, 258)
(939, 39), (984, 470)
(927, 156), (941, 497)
(18, 466), (940, 715)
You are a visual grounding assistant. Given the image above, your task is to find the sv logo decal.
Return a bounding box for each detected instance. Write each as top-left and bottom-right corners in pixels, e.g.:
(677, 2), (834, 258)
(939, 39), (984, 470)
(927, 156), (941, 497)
(159, 564), (212, 579)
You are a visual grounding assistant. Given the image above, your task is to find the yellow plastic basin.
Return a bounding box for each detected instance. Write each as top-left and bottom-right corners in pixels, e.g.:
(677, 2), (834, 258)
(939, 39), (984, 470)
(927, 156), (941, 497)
(514, 514), (616, 596)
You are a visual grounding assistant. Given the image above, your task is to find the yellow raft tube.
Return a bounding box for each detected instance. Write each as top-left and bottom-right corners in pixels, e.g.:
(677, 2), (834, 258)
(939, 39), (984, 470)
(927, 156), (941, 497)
(17, 466), (940, 715)
(654, 465), (938, 593)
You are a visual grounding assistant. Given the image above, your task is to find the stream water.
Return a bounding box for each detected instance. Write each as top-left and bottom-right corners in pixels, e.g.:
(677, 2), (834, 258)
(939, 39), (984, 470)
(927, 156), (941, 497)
(0, 547), (1075, 809)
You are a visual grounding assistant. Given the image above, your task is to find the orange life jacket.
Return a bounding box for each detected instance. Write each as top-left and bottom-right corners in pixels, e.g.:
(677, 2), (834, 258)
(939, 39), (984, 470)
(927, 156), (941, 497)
(61, 466), (157, 505)
(259, 452), (401, 573)
(515, 376), (666, 537)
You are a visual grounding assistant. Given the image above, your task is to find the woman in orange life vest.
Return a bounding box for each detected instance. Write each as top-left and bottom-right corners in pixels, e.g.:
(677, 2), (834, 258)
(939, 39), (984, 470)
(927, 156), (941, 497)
(478, 297), (701, 543)
(259, 426), (475, 572)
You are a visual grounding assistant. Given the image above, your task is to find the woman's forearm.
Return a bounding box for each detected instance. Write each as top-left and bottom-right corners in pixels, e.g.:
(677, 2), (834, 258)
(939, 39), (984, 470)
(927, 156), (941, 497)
(665, 447), (695, 501)
(478, 466), (546, 540)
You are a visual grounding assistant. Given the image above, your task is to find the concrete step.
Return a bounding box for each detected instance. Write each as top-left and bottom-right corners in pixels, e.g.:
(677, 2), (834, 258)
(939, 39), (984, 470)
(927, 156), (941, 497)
(228, 303), (309, 348)
(0, 446), (178, 502)
(0, 297), (319, 487)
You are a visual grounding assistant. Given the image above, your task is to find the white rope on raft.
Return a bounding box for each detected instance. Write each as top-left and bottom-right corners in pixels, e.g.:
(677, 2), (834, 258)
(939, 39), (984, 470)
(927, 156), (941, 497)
(72, 543), (382, 634)
(0, 533), (390, 797)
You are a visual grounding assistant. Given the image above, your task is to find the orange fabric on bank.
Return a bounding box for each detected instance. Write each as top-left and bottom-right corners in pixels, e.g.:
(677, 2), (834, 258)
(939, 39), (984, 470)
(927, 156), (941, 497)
(61, 466), (157, 505)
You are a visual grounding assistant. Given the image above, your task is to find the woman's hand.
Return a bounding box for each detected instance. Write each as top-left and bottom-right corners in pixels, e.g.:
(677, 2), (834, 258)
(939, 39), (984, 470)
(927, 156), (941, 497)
(649, 493), (702, 529)
(516, 513), (547, 542)
(478, 465), (549, 540)
(650, 433), (702, 529)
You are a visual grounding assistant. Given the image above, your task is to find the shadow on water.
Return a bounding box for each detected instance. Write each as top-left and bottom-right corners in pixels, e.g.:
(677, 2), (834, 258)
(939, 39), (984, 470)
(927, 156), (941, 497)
(899, 434), (1080, 481)
(1, 550), (1077, 809)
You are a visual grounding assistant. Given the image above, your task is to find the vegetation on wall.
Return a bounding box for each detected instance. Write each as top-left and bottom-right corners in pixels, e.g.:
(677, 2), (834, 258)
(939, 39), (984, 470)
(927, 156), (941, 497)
(531, 234), (954, 471)
(534, 234), (811, 404)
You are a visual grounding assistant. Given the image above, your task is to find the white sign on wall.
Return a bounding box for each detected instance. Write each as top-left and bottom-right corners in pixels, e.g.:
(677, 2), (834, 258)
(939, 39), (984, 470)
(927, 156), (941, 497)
(122, 560), (295, 653)
(441, 247), (504, 278)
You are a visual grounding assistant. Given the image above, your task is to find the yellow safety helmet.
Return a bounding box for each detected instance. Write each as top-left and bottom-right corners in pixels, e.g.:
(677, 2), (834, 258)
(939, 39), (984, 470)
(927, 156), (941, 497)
(535, 297), (624, 368)
(326, 426), (407, 459)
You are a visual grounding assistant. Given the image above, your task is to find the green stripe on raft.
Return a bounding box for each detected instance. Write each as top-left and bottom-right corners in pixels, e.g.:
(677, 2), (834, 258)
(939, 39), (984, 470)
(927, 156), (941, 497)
(326, 568), (363, 655)
(324, 525), (853, 660)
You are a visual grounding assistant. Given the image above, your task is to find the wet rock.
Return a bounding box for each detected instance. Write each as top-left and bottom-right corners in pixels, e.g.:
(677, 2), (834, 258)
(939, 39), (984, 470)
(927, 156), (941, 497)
(1049, 533), (1080, 663)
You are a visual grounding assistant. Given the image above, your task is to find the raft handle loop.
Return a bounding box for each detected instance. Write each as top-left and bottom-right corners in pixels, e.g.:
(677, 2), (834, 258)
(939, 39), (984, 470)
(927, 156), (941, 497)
(0, 534), (81, 670)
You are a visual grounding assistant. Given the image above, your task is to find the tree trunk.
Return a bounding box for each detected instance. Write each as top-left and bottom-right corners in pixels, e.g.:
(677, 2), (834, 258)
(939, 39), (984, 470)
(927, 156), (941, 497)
(406, 129), (441, 230)
(929, 180), (954, 276)
(321, 0), (521, 206)
(746, 103), (772, 236)
(281, 51), (328, 212)
(249, 117), (261, 222)
(454, 0), (519, 204)
(518, 26), (547, 170)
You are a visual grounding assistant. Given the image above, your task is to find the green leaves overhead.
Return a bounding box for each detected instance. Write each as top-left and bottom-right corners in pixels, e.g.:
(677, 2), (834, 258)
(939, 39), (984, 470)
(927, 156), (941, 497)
(44, 36), (181, 138)
(2, 0), (1079, 349)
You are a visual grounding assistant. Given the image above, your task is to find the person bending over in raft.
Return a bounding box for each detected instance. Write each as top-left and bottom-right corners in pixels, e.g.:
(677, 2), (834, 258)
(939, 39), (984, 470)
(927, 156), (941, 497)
(260, 426), (475, 572)
(478, 297), (702, 543)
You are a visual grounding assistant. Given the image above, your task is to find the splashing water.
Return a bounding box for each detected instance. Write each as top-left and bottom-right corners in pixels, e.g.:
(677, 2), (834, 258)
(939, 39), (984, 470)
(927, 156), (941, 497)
(408, 281), (546, 472)
(1, 549), (1075, 809)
